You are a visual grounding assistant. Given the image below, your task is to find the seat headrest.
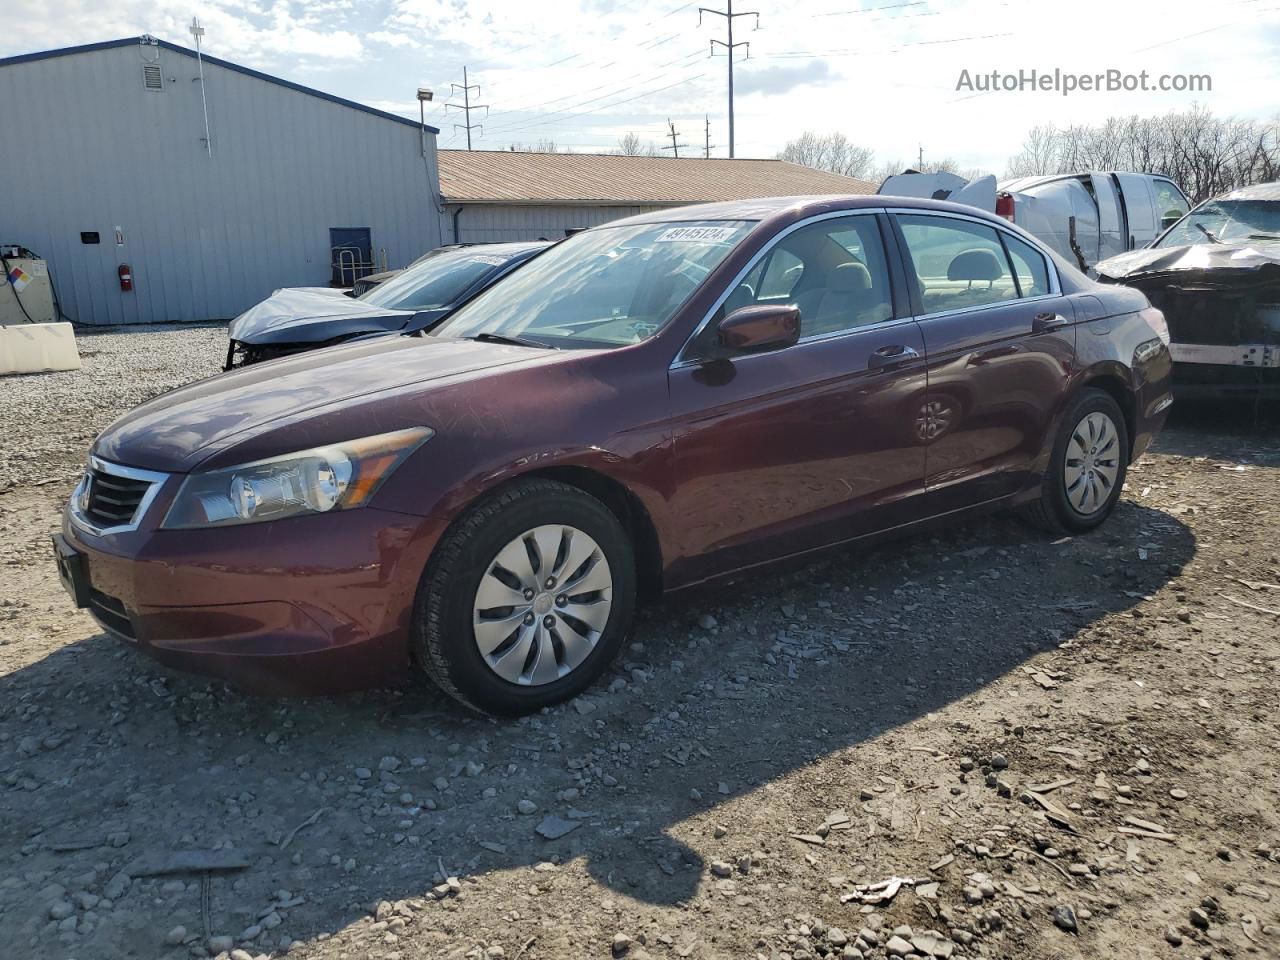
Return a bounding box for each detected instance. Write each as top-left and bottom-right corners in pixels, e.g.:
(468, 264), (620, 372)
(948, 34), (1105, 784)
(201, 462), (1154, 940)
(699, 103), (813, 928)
(947, 248), (1004, 282)
(829, 261), (872, 293)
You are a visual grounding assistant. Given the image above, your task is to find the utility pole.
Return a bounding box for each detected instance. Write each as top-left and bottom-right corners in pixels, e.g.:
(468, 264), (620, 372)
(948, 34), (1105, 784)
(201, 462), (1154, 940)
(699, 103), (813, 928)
(699, 0), (758, 158)
(446, 66), (488, 150)
(704, 114), (716, 158)
(189, 17), (212, 158)
(918, 144), (924, 170)
(662, 119), (687, 158)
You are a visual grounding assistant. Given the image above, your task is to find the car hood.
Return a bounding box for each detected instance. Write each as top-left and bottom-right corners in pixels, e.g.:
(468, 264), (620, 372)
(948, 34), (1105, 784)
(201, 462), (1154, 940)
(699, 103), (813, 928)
(1096, 241), (1280, 281)
(93, 335), (563, 473)
(228, 286), (417, 344)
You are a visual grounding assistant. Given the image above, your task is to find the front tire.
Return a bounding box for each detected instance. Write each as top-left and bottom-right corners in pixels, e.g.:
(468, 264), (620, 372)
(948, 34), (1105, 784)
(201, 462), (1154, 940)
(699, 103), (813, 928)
(412, 478), (636, 715)
(1021, 388), (1129, 533)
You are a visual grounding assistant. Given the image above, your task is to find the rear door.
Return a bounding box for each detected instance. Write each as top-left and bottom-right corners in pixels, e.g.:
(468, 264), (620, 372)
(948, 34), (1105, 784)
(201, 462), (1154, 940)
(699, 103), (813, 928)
(1090, 174), (1127, 261)
(665, 211), (929, 585)
(890, 211), (1076, 511)
(1113, 174), (1159, 248)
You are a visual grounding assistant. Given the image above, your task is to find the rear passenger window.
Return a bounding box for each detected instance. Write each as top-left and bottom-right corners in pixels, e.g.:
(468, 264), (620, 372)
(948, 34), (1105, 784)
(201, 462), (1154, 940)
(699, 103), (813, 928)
(1003, 234), (1050, 298)
(897, 215), (1018, 313)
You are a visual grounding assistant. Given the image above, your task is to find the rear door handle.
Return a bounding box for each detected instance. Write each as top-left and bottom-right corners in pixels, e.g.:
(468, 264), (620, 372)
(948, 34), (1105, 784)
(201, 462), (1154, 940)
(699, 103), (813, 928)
(868, 344), (920, 370)
(1032, 312), (1069, 333)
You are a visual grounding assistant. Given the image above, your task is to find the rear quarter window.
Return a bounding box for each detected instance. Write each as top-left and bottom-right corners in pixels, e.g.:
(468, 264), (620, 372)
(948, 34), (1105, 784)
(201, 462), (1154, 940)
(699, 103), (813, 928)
(1003, 234), (1051, 298)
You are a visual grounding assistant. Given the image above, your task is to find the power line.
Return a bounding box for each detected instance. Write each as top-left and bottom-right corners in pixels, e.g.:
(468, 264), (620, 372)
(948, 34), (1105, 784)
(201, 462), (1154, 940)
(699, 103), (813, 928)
(482, 49), (704, 127)
(757, 30), (1013, 59)
(479, 57), (706, 137)
(482, 73), (709, 140)
(698, 0), (759, 158)
(446, 66), (488, 150)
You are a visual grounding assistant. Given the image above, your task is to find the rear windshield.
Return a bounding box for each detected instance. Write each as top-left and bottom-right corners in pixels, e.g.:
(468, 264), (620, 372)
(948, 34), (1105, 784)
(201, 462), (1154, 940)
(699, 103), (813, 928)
(431, 220), (755, 348)
(1157, 199), (1280, 247)
(360, 249), (518, 310)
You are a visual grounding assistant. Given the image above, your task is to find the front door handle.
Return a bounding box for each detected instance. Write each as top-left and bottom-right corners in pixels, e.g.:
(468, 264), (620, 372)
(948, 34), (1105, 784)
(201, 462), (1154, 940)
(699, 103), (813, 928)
(1032, 312), (1069, 333)
(868, 344), (920, 370)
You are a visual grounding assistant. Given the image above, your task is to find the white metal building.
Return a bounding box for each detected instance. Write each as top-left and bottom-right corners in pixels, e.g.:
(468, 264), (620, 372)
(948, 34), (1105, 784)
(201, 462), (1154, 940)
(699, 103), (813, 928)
(437, 150), (877, 244)
(0, 36), (445, 325)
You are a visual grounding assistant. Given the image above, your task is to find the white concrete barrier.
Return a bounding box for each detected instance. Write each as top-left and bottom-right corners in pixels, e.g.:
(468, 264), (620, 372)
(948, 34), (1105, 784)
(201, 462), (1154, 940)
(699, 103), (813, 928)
(0, 322), (82, 376)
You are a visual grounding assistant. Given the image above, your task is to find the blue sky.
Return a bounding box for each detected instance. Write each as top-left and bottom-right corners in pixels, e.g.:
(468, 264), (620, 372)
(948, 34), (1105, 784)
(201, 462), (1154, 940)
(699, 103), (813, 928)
(7, 0), (1280, 173)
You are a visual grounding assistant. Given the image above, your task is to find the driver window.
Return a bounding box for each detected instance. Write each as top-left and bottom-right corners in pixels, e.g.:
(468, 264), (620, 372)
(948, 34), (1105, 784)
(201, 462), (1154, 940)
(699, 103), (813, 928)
(1154, 180), (1188, 230)
(758, 250), (804, 299)
(681, 214), (894, 361)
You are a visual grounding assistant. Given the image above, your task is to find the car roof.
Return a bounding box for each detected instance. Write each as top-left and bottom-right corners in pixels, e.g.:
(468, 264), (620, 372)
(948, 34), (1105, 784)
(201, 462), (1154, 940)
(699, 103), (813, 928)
(603, 193), (1020, 230)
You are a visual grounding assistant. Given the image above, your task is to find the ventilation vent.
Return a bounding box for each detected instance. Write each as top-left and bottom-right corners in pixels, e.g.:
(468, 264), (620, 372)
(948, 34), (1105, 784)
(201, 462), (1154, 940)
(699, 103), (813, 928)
(142, 63), (164, 92)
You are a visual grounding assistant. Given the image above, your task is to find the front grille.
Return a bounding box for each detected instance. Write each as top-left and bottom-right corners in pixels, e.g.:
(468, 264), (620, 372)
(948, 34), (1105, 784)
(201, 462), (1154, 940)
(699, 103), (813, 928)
(84, 467), (152, 528)
(88, 588), (136, 639)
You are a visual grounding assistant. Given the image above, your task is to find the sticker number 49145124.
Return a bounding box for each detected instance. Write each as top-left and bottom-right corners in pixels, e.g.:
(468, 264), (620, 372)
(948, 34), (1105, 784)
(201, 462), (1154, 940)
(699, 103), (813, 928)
(654, 226), (741, 244)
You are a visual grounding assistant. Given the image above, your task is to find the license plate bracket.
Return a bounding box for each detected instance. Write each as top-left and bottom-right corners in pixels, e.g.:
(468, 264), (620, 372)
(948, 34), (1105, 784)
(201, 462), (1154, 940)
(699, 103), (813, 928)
(51, 533), (91, 608)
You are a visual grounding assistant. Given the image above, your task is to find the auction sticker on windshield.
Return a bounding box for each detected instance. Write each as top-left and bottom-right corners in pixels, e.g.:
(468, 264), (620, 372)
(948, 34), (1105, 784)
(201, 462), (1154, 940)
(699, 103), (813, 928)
(470, 255), (508, 266)
(655, 226), (742, 244)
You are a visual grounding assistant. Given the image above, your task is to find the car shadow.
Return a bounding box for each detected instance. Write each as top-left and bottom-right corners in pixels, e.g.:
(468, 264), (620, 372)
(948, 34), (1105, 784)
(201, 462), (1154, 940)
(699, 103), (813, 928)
(0, 501), (1195, 956)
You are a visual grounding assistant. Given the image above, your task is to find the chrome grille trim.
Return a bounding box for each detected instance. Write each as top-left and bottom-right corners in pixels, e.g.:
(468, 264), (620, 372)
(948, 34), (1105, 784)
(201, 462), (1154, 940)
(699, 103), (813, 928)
(68, 456), (169, 536)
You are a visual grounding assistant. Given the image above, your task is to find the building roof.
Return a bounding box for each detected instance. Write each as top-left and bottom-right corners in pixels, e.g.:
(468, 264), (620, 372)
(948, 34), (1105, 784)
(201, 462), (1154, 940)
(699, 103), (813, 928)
(0, 36), (439, 134)
(438, 150), (877, 205)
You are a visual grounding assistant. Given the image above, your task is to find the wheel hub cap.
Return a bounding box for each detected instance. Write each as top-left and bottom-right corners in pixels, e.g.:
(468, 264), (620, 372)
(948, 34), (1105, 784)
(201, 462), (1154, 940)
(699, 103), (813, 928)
(1064, 411), (1120, 514)
(472, 524), (614, 686)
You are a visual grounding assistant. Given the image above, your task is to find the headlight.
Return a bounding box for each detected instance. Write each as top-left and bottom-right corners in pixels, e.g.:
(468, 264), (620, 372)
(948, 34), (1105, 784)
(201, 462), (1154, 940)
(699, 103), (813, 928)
(161, 427), (433, 529)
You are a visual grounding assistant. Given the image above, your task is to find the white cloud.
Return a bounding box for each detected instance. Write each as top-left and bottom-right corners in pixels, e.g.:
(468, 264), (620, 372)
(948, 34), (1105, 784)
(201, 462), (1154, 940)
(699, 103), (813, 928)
(367, 30), (417, 48)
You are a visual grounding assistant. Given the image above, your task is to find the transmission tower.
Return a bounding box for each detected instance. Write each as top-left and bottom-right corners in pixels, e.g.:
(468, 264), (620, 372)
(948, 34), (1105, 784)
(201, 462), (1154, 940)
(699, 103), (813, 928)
(698, 0), (759, 158)
(446, 66), (488, 150)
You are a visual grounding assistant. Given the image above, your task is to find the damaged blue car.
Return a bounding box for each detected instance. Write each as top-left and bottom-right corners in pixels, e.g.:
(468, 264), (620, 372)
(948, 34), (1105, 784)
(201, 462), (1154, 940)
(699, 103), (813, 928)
(225, 241), (550, 368)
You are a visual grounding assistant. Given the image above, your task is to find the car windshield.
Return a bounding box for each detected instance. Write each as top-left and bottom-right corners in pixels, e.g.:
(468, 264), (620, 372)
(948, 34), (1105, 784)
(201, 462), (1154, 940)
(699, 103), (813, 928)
(1156, 199), (1280, 247)
(431, 220), (756, 348)
(360, 248), (520, 311)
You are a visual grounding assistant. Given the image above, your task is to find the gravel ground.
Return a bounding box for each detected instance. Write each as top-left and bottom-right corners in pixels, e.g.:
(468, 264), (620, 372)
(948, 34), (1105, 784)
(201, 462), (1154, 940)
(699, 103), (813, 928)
(1, 326), (1279, 960)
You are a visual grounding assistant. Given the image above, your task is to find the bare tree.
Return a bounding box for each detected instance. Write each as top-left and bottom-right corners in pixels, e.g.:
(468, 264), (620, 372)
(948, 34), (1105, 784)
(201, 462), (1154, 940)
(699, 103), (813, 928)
(777, 132), (875, 179)
(1004, 107), (1280, 202)
(509, 138), (571, 154)
(869, 157), (977, 185)
(614, 132), (658, 157)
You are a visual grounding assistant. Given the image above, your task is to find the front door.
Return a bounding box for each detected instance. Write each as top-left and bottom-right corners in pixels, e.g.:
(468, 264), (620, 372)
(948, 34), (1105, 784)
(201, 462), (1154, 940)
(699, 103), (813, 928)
(891, 212), (1076, 511)
(665, 212), (929, 586)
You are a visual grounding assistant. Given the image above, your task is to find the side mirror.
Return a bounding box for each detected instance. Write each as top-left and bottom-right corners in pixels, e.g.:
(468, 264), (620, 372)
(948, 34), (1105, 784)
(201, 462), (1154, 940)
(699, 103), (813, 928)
(716, 304), (801, 354)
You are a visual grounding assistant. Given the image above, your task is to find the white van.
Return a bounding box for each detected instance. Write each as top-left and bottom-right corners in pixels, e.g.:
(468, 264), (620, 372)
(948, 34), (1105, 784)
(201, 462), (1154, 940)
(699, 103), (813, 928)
(879, 171), (1190, 272)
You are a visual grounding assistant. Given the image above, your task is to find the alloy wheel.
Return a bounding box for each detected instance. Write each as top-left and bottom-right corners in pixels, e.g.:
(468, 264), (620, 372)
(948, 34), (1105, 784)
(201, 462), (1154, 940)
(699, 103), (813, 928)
(472, 524), (613, 685)
(1064, 411), (1120, 514)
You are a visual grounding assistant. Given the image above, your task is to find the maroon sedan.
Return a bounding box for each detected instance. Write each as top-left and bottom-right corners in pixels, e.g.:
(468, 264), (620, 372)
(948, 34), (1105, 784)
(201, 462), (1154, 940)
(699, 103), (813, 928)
(55, 196), (1173, 714)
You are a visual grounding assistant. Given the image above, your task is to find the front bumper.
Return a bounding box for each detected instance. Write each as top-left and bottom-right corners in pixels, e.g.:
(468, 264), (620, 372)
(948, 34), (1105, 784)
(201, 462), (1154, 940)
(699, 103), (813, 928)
(60, 497), (448, 695)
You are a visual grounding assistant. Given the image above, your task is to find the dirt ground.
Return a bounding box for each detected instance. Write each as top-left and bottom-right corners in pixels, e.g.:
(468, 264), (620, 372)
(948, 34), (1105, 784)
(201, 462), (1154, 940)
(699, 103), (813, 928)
(1, 328), (1278, 960)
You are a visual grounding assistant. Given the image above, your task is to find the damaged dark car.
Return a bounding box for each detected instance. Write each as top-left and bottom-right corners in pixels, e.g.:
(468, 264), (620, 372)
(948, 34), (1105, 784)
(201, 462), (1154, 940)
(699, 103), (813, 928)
(1095, 182), (1280, 396)
(225, 241), (550, 368)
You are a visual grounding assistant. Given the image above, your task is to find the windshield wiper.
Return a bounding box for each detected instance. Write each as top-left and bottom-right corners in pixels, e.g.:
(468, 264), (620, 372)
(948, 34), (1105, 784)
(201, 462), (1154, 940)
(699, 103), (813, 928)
(1194, 222), (1222, 243)
(1246, 233), (1280, 240)
(467, 331), (554, 349)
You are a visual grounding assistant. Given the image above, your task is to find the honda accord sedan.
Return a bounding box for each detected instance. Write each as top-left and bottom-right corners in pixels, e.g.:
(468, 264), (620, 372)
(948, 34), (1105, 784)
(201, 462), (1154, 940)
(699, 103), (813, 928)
(55, 196), (1173, 715)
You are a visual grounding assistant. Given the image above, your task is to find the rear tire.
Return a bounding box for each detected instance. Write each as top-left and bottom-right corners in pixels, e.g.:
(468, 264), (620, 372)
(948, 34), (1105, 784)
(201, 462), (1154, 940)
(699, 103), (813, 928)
(1020, 388), (1129, 534)
(412, 478), (636, 715)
